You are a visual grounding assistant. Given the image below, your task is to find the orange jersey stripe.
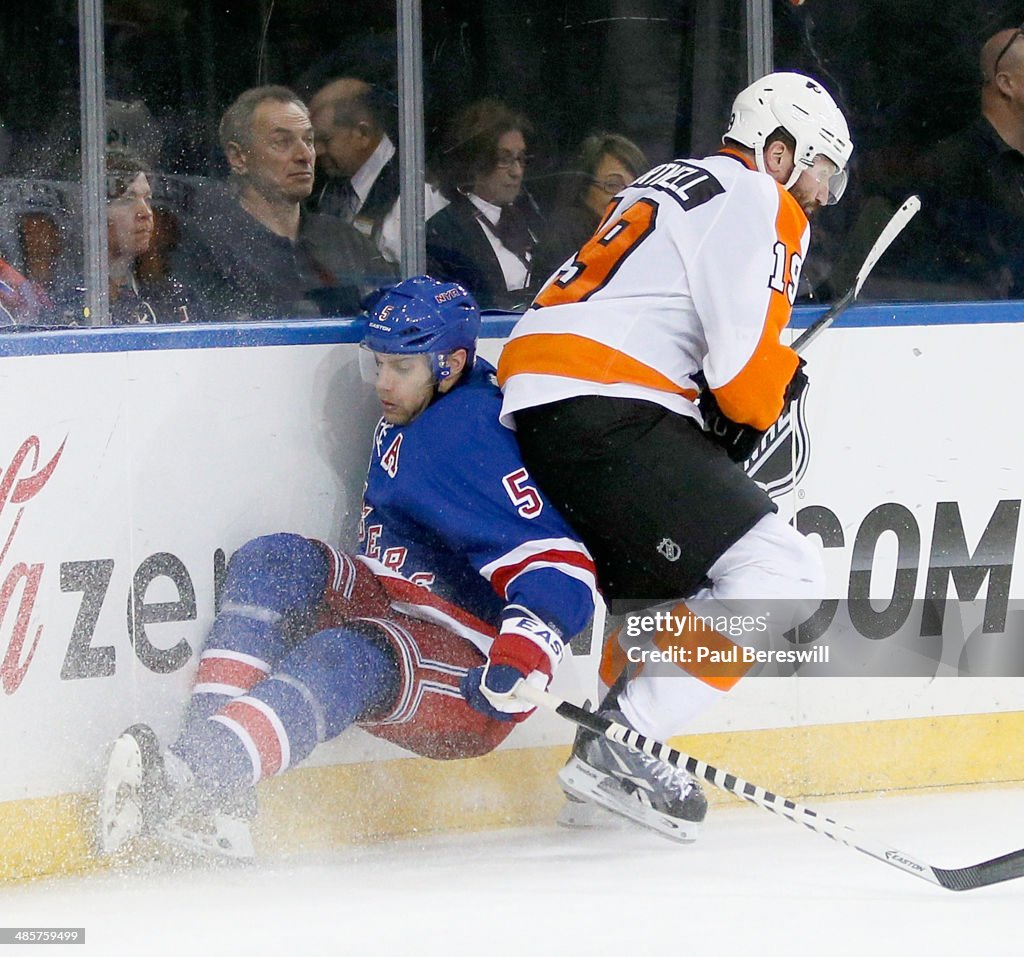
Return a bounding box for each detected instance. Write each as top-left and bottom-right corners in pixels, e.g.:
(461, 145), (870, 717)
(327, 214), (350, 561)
(651, 602), (754, 692)
(599, 626), (631, 688)
(713, 187), (804, 430)
(718, 146), (755, 169)
(497, 332), (699, 399)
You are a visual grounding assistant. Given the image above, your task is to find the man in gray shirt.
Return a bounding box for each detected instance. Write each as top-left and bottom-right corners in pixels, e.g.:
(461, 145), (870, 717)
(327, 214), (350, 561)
(173, 85), (395, 322)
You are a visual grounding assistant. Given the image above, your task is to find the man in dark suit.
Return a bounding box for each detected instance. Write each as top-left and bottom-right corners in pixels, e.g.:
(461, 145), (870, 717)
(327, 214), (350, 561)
(306, 77), (446, 264)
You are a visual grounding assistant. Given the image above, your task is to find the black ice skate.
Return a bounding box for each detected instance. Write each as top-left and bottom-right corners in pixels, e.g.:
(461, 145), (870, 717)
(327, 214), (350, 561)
(554, 698), (618, 829)
(557, 708), (708, 843)
(97, 723), (255, 862)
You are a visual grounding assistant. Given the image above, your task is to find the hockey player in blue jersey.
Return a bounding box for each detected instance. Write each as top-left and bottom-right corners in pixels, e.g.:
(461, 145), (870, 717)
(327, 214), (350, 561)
(97, 276), (598, 861)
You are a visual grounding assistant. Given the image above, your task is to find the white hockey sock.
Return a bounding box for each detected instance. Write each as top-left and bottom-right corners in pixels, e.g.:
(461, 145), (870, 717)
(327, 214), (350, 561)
(619, 670), (724, 742)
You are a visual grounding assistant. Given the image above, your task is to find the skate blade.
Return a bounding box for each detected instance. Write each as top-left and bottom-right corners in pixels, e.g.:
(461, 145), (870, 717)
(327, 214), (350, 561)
(556, 793), (621, 829)
(558, 758), (702, 844)
(96, 735), (145, 856)
(154, 821), (255, 864)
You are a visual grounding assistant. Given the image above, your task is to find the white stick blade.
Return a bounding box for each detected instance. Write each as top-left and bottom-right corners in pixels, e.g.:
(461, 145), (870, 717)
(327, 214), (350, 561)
(854, 194), (921, 297)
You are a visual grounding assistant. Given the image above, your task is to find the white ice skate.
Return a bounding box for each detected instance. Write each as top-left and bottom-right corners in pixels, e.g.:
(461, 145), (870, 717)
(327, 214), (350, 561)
(97, 724), (255, 863)
(97, 724), (167, 855)
(154, 780), (256, 863)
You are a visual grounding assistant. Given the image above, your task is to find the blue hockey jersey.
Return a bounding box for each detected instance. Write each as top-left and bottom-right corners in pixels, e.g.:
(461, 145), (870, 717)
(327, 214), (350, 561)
(360, 359), (597, 651)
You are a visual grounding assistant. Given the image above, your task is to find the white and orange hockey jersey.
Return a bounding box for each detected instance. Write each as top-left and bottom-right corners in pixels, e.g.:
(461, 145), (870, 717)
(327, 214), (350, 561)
(497, 150), (809, 432)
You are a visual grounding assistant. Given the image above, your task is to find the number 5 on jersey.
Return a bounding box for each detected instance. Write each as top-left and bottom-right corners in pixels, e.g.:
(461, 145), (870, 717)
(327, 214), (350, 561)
(502, 467), (543, 518)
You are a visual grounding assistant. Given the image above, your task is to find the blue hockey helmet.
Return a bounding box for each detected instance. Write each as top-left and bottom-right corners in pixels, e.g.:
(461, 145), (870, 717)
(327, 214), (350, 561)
(361, 276), (481, 381)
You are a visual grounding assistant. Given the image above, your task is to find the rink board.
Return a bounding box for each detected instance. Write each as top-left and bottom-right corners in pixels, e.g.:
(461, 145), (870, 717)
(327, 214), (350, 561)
(3, 708), (1023, 880)
(2, 305), (1024, 880)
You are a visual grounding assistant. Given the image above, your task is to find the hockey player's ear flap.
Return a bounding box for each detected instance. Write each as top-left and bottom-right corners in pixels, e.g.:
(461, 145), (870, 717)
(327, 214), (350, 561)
(436, 348), (469, 390)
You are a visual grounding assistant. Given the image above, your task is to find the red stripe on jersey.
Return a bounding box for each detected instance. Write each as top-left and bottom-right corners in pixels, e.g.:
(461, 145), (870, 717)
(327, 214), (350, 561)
(488, 548), (597, 599)
(376, 574), (494, 636)
(196, 655), (268, 693)
(312, 539), (355, 595)
(219, 699), (284, 778)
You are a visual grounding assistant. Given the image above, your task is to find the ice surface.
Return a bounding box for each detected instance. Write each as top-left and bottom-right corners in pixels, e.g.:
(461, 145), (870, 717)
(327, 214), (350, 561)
(2, 787), (1021, 956)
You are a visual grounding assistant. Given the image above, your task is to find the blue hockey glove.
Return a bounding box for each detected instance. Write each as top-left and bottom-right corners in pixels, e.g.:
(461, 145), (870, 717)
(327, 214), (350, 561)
(461, 610), (565, 723)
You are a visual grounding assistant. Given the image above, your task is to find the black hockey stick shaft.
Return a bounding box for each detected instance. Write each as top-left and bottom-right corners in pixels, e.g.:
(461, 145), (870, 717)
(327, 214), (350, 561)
(791, 286), (854, 355)
(792, 194), (921, 354)
(515, 683), (1024, 892)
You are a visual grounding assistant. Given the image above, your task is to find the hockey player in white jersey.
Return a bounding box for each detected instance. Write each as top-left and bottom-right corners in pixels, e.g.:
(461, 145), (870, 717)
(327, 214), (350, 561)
(497, 73), (852, 840)
(97, 276), (598, 861)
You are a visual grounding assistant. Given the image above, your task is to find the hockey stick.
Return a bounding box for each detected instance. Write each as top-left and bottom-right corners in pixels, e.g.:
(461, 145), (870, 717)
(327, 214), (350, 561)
(515, 683), (1024, 892)
(792, 194), (921, 354)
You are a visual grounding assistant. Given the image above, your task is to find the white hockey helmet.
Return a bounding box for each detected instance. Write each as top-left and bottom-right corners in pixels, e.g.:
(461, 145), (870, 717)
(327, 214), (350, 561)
(724, 72), (853, 204)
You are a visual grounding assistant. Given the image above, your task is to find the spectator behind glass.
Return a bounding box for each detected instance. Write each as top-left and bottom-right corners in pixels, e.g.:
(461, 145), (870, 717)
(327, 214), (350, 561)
(864, 25), (1024, 301)
(3, 148), (184, 327)
(0, 258), (54, 327)
(306, 76), (448, 263)
(426, 99), (544, 309)
(532, 132), (649, 287)
(171, 85), (395, 322)
(103, 148), (190, 325)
